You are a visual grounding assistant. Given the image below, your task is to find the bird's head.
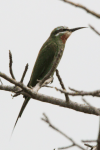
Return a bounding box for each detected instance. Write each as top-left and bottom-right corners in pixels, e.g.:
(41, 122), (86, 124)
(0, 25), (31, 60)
(50, 26), (86, 44)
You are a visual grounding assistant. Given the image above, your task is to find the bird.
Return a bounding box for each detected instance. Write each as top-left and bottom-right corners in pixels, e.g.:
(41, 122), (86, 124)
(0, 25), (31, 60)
(12, 26), (86, 133)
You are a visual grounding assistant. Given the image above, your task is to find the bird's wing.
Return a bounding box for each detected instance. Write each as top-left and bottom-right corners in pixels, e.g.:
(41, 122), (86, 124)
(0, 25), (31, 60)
(11, 40), (58, 135)
(28, 40), (58, 87)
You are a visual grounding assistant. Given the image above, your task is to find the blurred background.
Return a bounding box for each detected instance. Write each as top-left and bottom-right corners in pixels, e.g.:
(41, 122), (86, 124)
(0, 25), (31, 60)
(0, 0), (100, 149)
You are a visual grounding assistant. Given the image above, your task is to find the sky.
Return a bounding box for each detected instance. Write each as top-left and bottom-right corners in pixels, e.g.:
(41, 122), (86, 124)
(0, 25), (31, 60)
(0, 0), (100, 150)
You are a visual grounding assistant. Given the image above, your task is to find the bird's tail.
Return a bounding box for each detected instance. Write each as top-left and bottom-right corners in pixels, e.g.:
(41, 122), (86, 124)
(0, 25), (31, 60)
(11, 97), (30, 136)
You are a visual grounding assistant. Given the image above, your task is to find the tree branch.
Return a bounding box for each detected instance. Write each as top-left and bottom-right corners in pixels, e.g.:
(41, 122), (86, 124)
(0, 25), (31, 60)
(84, 143), (94, 149)
(0, 71), (100, 115)
(20, 63), (28, 83)
(0, 78), (3, 85)
(97, 118), (100, 150)
(41, 113), (85, 150)
(56, 69), (69, 102)
(69, 87), (100, 97)
(57, 144), (74, 149)
(82, 140), (97, 143)
(9, 50), (15, 79)
(82, 98), (100, 115)
(89, 25), (100, 36)
(61, 0), (100, 18)
(44, 85), (100, 97)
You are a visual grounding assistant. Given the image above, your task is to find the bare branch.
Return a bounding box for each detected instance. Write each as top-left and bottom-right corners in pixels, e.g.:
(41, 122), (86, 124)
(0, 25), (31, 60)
(0, 72), (100, 115)
(82, 140), (97, 143)
(97, 118), (100, 150)
(82, 98), (100, 115)
(56, 69), (69, 102)
(0, 78), (3, 85)
(13, 89), (23, 97)
(44, 85), (100, 97)
(12, 63), (28, 97)
(69, 87), (80, 92)
(93, 146), (97, 150)
(41, 113), (85, 150)
(69, 87), (100, 97)
(0, 84), (18, 92)
(89, 25), (100, 36)
(56, 69), (66, 90)
(84, 143), (94, 149)
(20, 63), (28, 83)
(9, 50), (15, 79)
(62, 0), (100, 18)
(58, 144), (75, 149)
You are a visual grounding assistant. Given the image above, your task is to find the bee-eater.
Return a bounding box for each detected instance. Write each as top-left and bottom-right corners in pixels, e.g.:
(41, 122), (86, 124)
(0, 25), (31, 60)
(12, 26), (86, 132)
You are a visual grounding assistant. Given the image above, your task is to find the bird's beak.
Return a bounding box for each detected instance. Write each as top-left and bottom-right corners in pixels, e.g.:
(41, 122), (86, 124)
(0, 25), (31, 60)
(69, 27), (87, 32)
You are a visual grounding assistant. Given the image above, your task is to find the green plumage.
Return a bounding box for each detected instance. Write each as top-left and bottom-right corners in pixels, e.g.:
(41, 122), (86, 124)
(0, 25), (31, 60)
(13, 36), (62, 131)
(12, 26), (85, 133)
(28, 40), (58, 87)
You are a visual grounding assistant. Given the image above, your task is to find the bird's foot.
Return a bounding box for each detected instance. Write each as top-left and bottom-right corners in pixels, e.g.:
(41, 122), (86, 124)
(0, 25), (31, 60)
(31, 77), (54, 93)
(42, 76), (53, 86)
(29, 86), (33, 89)
(50, 76), (54, 84)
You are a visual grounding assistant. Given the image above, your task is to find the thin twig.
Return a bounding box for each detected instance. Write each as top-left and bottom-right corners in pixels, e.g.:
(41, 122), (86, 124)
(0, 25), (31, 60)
(84, 143), (93, 148)
(82, 98), (100, 115)
(56, 69), (69, 102)
(0, 78), (3, 85)
(56, 69), (66, 90)
(82, 140), (97, 143)
(0, 72), (100, 115)
(12, 63), (28, 97)
(93, 146), (97, 150)
(9, 50), (15, 79)
(84, 144), (97, 150)
(20, 63), (28, 83)
(97, 118), (100, 150)
(69, 87), (100, 97)
(13, 89), (23, 97)
(58, 144), (75, 149)
(69, 87), (79, 92)
(41, 113), (85, 150)
(45, 85), (100, 97)
(89, 25), (100, 36)
(62, 0), (100, 18)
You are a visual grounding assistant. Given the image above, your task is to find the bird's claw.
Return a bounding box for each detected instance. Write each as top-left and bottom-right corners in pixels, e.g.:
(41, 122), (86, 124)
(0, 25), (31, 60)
(42, 77), (53, 86)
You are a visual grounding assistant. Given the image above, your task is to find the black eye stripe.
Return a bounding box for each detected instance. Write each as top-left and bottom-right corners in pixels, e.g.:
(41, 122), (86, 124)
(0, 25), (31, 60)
(54, 28), (67, 35)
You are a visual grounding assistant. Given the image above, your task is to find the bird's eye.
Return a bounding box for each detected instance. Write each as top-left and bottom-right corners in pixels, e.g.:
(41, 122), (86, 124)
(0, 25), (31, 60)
(51, 27), (68, 36)
(54, 29), (65, 35)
